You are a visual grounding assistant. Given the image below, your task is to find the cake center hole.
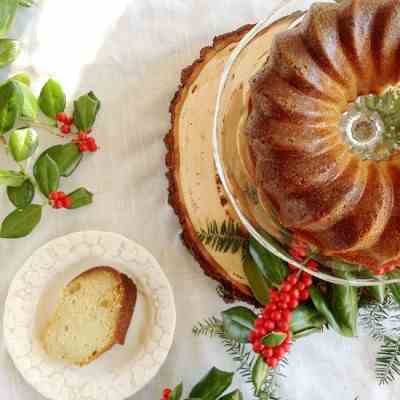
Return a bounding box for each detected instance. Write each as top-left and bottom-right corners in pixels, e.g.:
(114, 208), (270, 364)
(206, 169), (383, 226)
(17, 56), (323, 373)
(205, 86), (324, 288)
(351, 119), (376, 143)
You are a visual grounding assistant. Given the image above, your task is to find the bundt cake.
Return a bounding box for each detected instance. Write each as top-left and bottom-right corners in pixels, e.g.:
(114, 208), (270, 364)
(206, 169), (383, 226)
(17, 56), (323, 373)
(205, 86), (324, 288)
(246, 0), (400, 274)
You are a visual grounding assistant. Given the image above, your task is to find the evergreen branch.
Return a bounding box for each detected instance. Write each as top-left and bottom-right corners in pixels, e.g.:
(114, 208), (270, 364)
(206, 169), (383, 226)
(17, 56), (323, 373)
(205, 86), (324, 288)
(192, 317), (223, 338)
(198, 220), (249, 255)
(376, 337), (400, 385)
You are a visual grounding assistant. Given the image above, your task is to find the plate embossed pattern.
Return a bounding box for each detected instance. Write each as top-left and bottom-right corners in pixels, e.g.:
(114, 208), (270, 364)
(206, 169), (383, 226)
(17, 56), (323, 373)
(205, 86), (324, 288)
(4, 231), (176, 400)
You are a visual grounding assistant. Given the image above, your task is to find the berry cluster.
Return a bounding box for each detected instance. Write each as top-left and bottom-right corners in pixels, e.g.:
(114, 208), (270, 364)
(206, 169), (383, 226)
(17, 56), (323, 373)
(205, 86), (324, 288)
(56, 112), (74, 135)
(49, 191), (72, 209)
(73, 132), (98, 153)
(160, 388), (172, 400)
(249, 238), (317, 369)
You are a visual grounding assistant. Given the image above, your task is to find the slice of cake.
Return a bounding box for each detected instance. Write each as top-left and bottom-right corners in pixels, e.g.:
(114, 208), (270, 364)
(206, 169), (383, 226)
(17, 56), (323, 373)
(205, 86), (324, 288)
(43, 266), (137, 367)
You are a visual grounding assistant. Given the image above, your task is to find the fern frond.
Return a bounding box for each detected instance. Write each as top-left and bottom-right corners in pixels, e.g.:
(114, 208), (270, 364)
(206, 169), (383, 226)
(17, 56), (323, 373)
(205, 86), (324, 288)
(376, 337), (400, 385)
(197, 220), (249, 255)
(192, 317), (223, 337)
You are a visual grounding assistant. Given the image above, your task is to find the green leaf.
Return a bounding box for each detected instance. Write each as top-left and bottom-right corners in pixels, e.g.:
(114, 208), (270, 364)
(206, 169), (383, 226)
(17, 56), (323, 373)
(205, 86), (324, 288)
(67, 187), (93, 209)
(38, 79), (66, 119)
(7, 179), (34, 208)
(10, 72), (31, 86)
(18, 0), (35, 6)
(189, 367), (234, 400)
(0, 170), (25, 187)
(73, 91), (101, 131)
(290, 304), (327, 339)
(13, 81), (38, 120)
(169, 383), (183, 400)
(330, 273), (359, 337)
(386, 271), (400, 306)
(252, 356), (269, 395)
(261, 332), (287, 347)
(0, 0), (17, 37)
(36, 143), (82, 177)
(9, 128), (38, 161)
(243, 255), (270, 305)
(249, 237), (288, 287)
(33, 154), (60, 196)
(222, 306), (257, 343)
(309, 286), (342, 334)
(218, 390), (243, 400)
(0, 39), (20, 67)
(0, 80), (22, 134)
(0, 204), (42, 238)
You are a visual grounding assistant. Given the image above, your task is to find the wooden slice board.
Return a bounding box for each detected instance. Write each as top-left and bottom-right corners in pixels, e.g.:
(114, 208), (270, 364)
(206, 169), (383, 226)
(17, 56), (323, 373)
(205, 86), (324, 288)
(165, 14), (302, 303)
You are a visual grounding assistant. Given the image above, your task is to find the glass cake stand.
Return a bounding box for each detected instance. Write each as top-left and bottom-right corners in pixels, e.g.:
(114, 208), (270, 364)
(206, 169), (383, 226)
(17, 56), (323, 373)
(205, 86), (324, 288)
(212, 0), (400, 287)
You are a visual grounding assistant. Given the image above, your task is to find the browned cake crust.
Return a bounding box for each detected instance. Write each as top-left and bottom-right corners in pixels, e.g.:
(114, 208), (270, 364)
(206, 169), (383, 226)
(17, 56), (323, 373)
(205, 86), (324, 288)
(247, 0), (400, 273)
(77, 267), (137, 365)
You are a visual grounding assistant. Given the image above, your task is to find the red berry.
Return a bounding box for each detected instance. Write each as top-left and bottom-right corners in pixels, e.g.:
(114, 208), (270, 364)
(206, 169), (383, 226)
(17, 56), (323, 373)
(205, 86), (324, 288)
(288, 299), (299, 310)
(299, 289), (310, 301)
(376, 268), (385, 276)
(270, 290), (279, 302)
(54, 199), (63, 209)
(65, 116), (74, 125)
(301, 273), (313, 287)
(262, 347), (274, 358)
(279, 302), (289, 310)
(307, 259), (319, 270)
(290, 289), (300, 300)
(268, 303), (277, 312)
(283, 342), (291, 352)
(281, 310), (291, 321)
(290, 248), (303, 261)
(253, 341), (263, 353)
(297, 282), (306, 291)
(79, 143), (89, 152)
(277, 321), (289, 332)
(274, 347), (286, 359)
(255, 319), (264, 329)
(280, 293), (290, 303)
(63, 196), (72, 209)
(282, 282), (292, 293)
(268, 357), (279, 369)
(60, 124), (71, 134)
(56, 112), (68, 123)
(87, 138), (98, 152)
(258, 328), (267, 337)
(162, 389), (172, 399)
(288, 274), (298, 286)
(264, 320), (275, 331)
(270, 311), (282, 322)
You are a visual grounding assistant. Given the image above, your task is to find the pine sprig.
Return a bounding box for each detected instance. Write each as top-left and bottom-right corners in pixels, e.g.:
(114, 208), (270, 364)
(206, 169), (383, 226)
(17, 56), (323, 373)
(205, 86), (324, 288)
(197, 220), (249, 255)
(192, 317), (223, 338)
(376, 337), (400, 385)
(359, 297), (392, 341)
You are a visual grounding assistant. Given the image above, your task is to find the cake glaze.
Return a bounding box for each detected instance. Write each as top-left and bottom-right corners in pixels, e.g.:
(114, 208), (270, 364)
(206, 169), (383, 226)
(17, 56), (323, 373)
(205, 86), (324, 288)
(246, 0), (400, 273)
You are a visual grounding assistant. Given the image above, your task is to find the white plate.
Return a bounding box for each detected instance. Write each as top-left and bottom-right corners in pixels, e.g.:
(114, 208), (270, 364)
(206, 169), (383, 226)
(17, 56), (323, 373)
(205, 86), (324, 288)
(4, 231), (176, 400)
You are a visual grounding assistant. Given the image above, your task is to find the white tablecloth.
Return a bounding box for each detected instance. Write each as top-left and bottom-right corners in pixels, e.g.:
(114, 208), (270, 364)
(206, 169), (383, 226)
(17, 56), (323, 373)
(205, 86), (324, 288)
(0, 0), (399, 399)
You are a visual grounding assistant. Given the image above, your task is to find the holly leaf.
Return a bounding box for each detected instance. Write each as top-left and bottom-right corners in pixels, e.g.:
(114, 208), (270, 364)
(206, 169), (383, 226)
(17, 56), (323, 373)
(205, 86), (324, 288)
(13, 81), (38, 120)
(10, 72), (31, 86)
(67, 187), (93, 209)
(0, 170), (25, 187)
(36, 143), (82, 177)
(73, 91), (100, 131)
(252, 356), (269, 395)
(0, 80), (22, 134)
(0, 39), (20, 67)
(38, 79), (66, 119)
(0, 0), (17, 37)
(9, 128), (38, 161)
(7, 179), (34, 208)
(189, 368), (234, 400)
(33, 154), (60, 196)
(290, 304), (327, 339)
(249, 237), (288, 287)
(243, 254), (270, 305)
(0, 204), (42, 238)
(218, 390), (243, 400)
(169, 383), (183, 400)
(261, 332), (287, 347)
(222, 306), (257, 343)
(18, 0), (35, 7)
